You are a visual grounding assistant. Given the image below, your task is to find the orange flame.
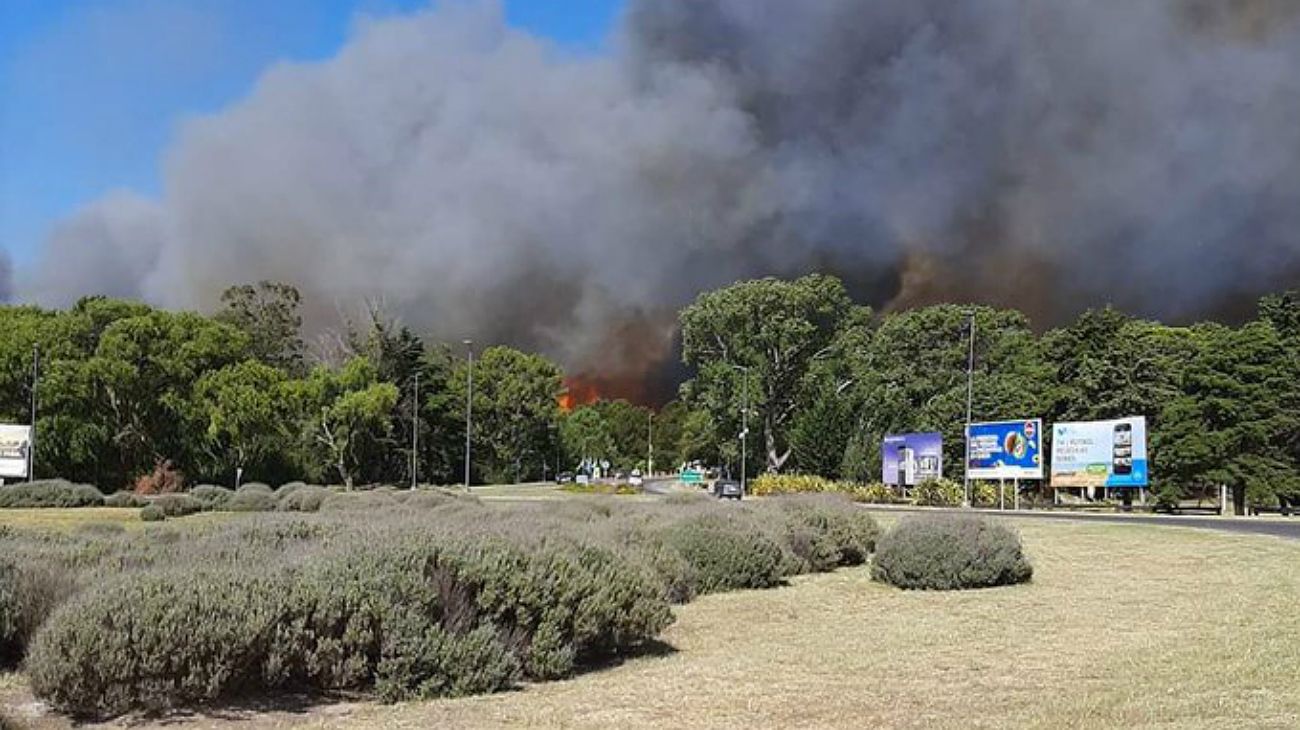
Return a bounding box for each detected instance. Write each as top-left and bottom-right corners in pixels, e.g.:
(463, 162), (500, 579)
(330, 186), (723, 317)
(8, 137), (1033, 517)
(559, 377), (602, 413)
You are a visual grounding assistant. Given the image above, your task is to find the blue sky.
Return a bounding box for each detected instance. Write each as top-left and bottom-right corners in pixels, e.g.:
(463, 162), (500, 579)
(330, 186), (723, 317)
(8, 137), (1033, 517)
(0, 0), (625, 267)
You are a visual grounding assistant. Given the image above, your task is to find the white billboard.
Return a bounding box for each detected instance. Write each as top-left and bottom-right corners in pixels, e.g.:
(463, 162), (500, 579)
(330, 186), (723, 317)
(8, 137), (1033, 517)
(0, 425), (32, 479)
(1051, 417), (1149, 488)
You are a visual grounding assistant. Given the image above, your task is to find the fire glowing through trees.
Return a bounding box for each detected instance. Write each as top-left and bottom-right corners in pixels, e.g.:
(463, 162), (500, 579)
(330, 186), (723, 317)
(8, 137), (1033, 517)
(559, 377), (601, 413)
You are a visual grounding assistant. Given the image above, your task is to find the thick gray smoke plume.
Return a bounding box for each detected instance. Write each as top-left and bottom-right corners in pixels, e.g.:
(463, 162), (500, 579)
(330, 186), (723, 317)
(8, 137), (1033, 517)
(20, 0), (1300, 398)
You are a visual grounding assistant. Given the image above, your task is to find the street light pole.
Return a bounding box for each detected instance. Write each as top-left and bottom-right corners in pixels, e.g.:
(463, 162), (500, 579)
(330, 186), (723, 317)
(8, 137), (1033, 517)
(464, 340), (474, 491)
(411, 371), (419, 489)
(731, 364), (750, 495)
(647, 411), (654, 476)
(29, 344), (38, 482)
(963, 310), (976, 508)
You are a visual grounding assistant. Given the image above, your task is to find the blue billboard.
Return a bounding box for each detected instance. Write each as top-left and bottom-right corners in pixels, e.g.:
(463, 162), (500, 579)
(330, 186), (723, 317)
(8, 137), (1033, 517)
(882, 432), (943, 486)
(966, 420), (1044, 480)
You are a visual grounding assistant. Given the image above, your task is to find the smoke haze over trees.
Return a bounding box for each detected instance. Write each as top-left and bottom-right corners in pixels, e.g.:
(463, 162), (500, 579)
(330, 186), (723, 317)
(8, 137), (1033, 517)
(13, 0), (1300, 400)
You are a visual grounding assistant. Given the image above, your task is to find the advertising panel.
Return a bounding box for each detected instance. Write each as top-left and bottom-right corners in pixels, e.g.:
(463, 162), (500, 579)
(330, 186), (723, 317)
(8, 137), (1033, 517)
(966, 420), (1044, 480)
(1051, 417), (1149, 488)
(882, 432), (943, 487)
(0, 425), (32, 479)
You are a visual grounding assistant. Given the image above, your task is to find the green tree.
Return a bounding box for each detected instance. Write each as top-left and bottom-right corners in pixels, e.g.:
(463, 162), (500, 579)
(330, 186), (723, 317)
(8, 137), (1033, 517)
(848, 305), (1049, 481)
(680, 274), (859, 473)
(215, 281), (306, 374)
(454, 347), (563, 485)
(289, 357), (399, 488)
(560, 406), (614, 469)
(590, 399), (653, 470)
(788, 309), (875, 478)
(85, 310), (251, 486)
(1158, 322), (1300, 510)
(650, 400), (689, 474)
(193, 360), (291, 483)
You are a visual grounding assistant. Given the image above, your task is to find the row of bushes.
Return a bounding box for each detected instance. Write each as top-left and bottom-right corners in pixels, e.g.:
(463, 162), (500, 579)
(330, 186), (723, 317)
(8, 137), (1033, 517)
(560, 482), (639, 496)
(1, 493), (883, 718)
(0, 480), (106, 509)
(0, 480), (466, 513)
(26, 534), (672, 716)
(750, 474), (1019, 508)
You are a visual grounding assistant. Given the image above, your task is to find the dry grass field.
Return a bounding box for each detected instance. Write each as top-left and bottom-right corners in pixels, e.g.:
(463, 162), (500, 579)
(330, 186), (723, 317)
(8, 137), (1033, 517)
(3, 515), (1298, 729)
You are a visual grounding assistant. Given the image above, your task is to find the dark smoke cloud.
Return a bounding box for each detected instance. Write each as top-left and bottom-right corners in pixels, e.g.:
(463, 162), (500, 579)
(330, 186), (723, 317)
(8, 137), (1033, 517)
(19, 0), (1300, 400)
(629, 0), (1300, 323)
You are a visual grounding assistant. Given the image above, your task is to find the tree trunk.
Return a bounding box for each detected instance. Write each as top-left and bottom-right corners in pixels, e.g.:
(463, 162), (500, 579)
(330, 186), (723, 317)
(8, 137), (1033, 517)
(765, 426), (790, 472)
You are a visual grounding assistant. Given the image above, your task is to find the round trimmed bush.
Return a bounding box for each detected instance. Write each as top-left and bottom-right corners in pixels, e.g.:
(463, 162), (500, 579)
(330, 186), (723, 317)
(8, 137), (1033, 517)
(0, 558), (81, 667)
(26, 571), (287, 717)
(104, 491), (147, 508)
(139, 505), (165, 522)
(0, 559), (21, 664)
(276, 482), (308, 498)
(228, 485), (277, 512)
(871, 516), (1032, 591)
(190, 485), (234, 511)
(770, 494), (880, 570)
(277, 485), (331, 513)
(659, 516), (785, 594)
(151, 494), (203, 518)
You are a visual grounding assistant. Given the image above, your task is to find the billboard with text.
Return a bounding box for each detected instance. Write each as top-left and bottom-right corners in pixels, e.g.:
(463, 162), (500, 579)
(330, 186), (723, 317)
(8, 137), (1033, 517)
(966, 419), (1044, 480)
(1051, 417), (1149, 488)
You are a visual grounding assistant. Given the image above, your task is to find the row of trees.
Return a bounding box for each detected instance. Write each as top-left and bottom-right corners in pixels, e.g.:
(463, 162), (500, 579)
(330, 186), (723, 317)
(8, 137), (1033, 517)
(0, 285), (569, 489)
(6, 274), (1300, 508)
(675, 275), (1300, 509)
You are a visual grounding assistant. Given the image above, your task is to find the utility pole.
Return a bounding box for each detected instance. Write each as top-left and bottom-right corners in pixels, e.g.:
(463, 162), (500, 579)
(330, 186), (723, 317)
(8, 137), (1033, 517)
(463, 340), (474, 491)
(963, 309), (976, 508)
(410, 371), (420, 489)
(28, 344), (38, 482)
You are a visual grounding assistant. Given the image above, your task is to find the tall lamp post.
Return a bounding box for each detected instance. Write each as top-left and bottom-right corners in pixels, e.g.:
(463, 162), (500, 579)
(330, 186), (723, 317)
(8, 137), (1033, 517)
(647, 411), (654, 477)
(963, 309), (976, 508)
(29, 344), (39, 482)
(731, 364), (750, 495)
(463, 340), (474, 491)
(410, 371), (420, 489)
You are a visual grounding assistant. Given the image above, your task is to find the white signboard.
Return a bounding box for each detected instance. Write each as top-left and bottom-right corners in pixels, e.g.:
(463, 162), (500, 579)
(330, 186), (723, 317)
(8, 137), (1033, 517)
(0, 425), (32, 479)
(1051, 417), (1149, 488)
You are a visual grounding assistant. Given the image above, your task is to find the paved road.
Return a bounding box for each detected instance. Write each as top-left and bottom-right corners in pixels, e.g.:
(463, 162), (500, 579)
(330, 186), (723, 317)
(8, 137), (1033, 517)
(858, 505), (1300, 541)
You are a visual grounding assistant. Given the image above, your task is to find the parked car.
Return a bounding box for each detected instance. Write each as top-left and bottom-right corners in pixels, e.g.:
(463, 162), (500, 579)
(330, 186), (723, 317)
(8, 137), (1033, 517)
(713, 478), (743, 500)
(629, 469), (643, 487)
(556, 471), (574, 484)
